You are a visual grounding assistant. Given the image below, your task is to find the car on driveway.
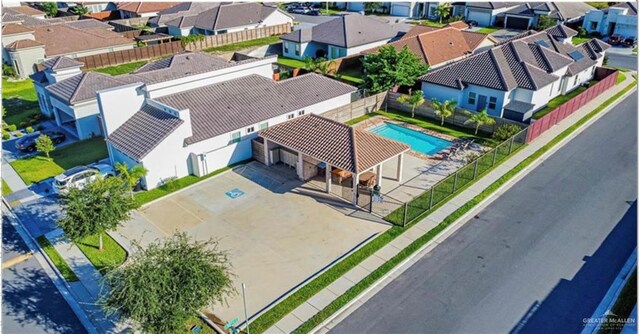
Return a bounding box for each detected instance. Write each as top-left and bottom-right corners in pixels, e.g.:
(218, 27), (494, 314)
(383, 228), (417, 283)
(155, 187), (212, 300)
(623, 37), (637, 48)
(15, 131), (66, 153)
(52, 164), (115, 194)
(609, 34), (623, 46)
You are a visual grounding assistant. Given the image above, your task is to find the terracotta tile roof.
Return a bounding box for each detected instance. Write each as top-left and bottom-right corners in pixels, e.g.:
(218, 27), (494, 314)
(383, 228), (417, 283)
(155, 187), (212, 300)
(259, 114), (409, 173)
(363, 26), (494, 67)
(6, 39), (44, 50)
(447, 20), (469, 30)
(116, 2), (181, 14)
(2, 23), (34, 35)
(33, 24), (134, 57)
(400, 25), (438, 40)
(4, 5), (44, 17)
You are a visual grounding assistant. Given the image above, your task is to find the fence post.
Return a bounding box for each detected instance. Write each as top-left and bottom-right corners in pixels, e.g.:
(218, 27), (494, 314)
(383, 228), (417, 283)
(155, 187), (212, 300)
(473, 159), (479, 180)
(508, 136), (515, 154)
(402, 202), (408, 227)
(492, 147), (498, 166)
(428, 187), (434, 209)
(453, 172), (458, 193)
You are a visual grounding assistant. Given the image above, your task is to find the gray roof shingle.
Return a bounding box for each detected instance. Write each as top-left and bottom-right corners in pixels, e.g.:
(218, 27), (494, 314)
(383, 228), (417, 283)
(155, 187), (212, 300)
(155, 73), (357, 144)
(106, 105), (184, 160)
(159, 3), (283, 31)
(46, 72), (129, 104)
(42, 56), (84, 70)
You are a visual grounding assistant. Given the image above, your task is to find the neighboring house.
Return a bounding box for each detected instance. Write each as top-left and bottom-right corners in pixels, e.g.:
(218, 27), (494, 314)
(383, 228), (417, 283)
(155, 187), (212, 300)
(98, 66), (357, 189)
(116, 2), (180, 18)
(464, 2), (520, 27)
(280, 14), (399, 60)
(3, 5), (46, 19)
(361, 23), (497, 68)
(70, 2), (117, 13)
(583, 2), (637, 38)
(390, 2), (445, 18)
(501, 2), (595, 30)
(156, 2), (293, 37)
(2, 21), (135, 78)
(30, 52), (277, 140)
(421, 25), (609, 122)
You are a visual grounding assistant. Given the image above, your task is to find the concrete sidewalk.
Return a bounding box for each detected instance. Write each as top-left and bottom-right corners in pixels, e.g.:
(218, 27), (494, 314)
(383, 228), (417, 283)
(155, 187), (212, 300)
(267, 74), (638, 333)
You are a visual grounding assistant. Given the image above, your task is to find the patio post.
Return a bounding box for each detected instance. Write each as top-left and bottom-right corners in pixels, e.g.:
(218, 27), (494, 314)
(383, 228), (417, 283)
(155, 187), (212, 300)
(263, 138), (270, 166)
(396, 153), (404, 182)
(296, 152), (304, 181)
(325, 163), (331, 193)
(352, 172), (359, 206)
(376, 164), (383, 187)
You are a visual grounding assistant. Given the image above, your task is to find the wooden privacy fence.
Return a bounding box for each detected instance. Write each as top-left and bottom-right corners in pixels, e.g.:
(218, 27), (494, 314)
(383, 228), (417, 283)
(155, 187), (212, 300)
(77, 41), (185, 69)
(387, 92), (525, 135)
(184, 23), (292, 51)
(526, 67), (618, 143)
(321, 92), (387, 123)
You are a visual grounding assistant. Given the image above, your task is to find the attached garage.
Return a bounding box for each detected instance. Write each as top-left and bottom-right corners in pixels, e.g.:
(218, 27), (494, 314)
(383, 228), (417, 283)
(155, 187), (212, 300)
(505, 16), (532, 30)
(391, 4), (411, 17)
(466, 9), (493, 27)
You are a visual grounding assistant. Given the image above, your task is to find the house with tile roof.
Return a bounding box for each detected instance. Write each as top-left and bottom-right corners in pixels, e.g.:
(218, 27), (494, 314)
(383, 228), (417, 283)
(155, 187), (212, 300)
(30, 52), (277, 140)
(420, 25), (609, 122)
(582, 2), (637, 38)
(280, 14), (400, 60)
(148, 2), (292, 37)
(361, 23), (497, 68)
(501, 2), (595, 30)
(1, 15), (135, 77)
(116, 2), (180, 18)
(98, 68), (358, 189)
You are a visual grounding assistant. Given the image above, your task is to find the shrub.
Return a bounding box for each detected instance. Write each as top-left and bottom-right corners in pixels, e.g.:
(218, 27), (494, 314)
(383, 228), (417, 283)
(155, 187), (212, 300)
(36, 124), (44, 131)
(2, 130), (10, 140)
(2, 63), (16, 78)
(492, 124), (522, 142)
(19, 122), (27, 129)
(26, 126), (34, 134)
(159, 177), (179, 192)
(577, 26), (587, 37)
(15, 132), (23, 138)
(7, 125), (17, 132)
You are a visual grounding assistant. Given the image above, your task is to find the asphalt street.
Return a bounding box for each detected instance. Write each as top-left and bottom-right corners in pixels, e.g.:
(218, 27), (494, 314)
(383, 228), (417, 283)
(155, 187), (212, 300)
(330, 92), (638, 334)
(607, 52), (637, 71)
(2, 216), (87, 334)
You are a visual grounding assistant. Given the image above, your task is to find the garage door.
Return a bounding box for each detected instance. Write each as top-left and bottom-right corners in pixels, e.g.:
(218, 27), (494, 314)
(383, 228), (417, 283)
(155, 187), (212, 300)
(506, 16), (531, 30)
(391, 4), (410, 17)
(467, 10), (492, 27)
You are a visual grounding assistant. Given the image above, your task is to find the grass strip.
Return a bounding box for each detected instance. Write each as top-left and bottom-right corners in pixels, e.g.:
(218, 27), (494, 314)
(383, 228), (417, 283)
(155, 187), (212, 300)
(75, 233), (128, 275)
(2, 179), (12, 195)
(203, 36), (280, 53)
(600, 270), (637, 334)
(36, 236), (79, 282)
(292, 76), (638, 334)
(134, 159), (251, 206)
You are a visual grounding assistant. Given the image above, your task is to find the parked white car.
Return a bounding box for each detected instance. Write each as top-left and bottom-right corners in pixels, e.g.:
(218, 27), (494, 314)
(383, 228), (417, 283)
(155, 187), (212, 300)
(52, 164), (115, 194)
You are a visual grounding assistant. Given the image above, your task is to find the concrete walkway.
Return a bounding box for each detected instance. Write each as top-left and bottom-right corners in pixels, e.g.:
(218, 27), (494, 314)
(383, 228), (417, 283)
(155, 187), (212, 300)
(266, 73), (638, 333)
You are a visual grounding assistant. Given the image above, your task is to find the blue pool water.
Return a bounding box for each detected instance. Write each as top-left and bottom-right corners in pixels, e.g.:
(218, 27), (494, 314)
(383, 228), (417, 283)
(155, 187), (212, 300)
(369, 123), (452, 155)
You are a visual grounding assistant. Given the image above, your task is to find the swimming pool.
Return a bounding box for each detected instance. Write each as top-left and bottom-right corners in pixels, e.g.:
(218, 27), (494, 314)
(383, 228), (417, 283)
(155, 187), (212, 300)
(369, 122), (452, 155)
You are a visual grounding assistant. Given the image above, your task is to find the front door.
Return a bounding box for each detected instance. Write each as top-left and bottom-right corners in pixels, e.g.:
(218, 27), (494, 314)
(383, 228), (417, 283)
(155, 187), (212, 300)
(477, 95), (487, 111)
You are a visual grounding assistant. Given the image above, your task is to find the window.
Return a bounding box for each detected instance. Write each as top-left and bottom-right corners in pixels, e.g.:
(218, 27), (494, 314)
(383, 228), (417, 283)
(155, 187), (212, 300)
(295, 44), (300, 56)
(298, 110), (305, 116)
(468, 92), (476, 105)
(573, 75), (578, 86)
(259, 122), (269, 129)
(284, 42), (289, 54)
(230, 131), (241, 143)
(246, 126), (255, 133)
(590, 21), (598, 30)
(287, 113), (295, 119)
(488, 96), (497, 109)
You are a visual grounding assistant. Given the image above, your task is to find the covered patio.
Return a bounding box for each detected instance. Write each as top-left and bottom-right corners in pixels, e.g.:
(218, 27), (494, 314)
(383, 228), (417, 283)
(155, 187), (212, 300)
(258, 114), (410, 206)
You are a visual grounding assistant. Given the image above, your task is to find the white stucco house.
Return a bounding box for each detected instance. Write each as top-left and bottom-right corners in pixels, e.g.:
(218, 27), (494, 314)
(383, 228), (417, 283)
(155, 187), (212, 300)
(280, 14), (400, 60)
(98, 57), (357, 189)
(421, 25), (610, 122)
(582, 2), (637, 38)
(500, 2), (595, 30)
(147, 2), (292, 37)
(464, 2), (520, 27)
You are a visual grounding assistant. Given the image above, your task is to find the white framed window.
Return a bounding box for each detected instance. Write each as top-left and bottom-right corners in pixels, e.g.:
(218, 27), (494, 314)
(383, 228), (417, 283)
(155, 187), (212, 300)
(246, 126), (255, 133)
(573, 75), (578, 86)
(488, 96), (497, 109)
(468, 92), (476, 105)
(298, 110), (305, 116)
(259, 122), (269, 129)
(287, 113), (295, 119)
(230, 131), (241, 143)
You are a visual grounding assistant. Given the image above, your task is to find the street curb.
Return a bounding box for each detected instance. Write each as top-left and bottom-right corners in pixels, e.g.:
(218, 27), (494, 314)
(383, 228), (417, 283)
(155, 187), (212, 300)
(1, 198), (99, 334)
(311, 80), (638, 333)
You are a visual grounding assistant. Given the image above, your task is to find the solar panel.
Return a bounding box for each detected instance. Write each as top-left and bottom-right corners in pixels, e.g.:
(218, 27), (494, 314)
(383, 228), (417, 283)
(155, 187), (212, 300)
(534, 40), (550, 48)
(568, 51), (584, 61)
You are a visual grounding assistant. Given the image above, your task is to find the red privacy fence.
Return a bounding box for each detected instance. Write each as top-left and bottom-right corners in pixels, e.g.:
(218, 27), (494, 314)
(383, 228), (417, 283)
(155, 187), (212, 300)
(526, 67), (618, 143)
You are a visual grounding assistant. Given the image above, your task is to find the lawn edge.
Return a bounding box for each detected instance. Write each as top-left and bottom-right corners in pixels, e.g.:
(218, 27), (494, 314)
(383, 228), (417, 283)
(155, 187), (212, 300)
(36, 235), (80, 282)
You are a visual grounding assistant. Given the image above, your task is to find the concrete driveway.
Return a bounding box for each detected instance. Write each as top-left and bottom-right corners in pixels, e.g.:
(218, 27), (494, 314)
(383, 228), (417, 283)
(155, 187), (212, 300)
(116, 162), (388, 324)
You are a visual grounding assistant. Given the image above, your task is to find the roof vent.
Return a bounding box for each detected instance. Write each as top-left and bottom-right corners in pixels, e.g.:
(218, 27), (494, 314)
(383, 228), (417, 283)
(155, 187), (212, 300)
(186, 55), (192, 60)
(47, 28), (53, 32)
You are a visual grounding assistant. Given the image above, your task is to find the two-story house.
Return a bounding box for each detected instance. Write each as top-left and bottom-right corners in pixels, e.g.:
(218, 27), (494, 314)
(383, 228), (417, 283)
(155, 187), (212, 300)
(583, 2), (637, 38)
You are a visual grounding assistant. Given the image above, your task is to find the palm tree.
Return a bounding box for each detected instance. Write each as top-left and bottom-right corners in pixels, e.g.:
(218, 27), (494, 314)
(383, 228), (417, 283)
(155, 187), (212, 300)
(115, 162), (148, 199)
(434, 3), (452, 24)
(431, 99), (456, 125)
(465, 109), (496, 135)
(397, 90), (426, 118)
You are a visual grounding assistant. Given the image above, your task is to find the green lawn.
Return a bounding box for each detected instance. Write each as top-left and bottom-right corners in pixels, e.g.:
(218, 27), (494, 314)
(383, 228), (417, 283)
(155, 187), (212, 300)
(276, 56), (307, 68)
(477, 26), (501, 34)
(36, 236), (79, 282)
(336, 68), (364, 84)
(134, 159), (250, 206)
(203, 36), (281, 53)
(572, 36), (592, 45)
(76, 233), (127, 274)
(633, 46), (638, 55)
(586, 2), (610, 9)
(616, 72), (626, 85)
(2, 78), (41, 129)
(2, 179), (11, 195)
(406, 19), (446, 28)
(91, 61), (147, 76)
(185, 316), (217, 334)
(320, 8), (342, 15)
(10, 137), (108, 185)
